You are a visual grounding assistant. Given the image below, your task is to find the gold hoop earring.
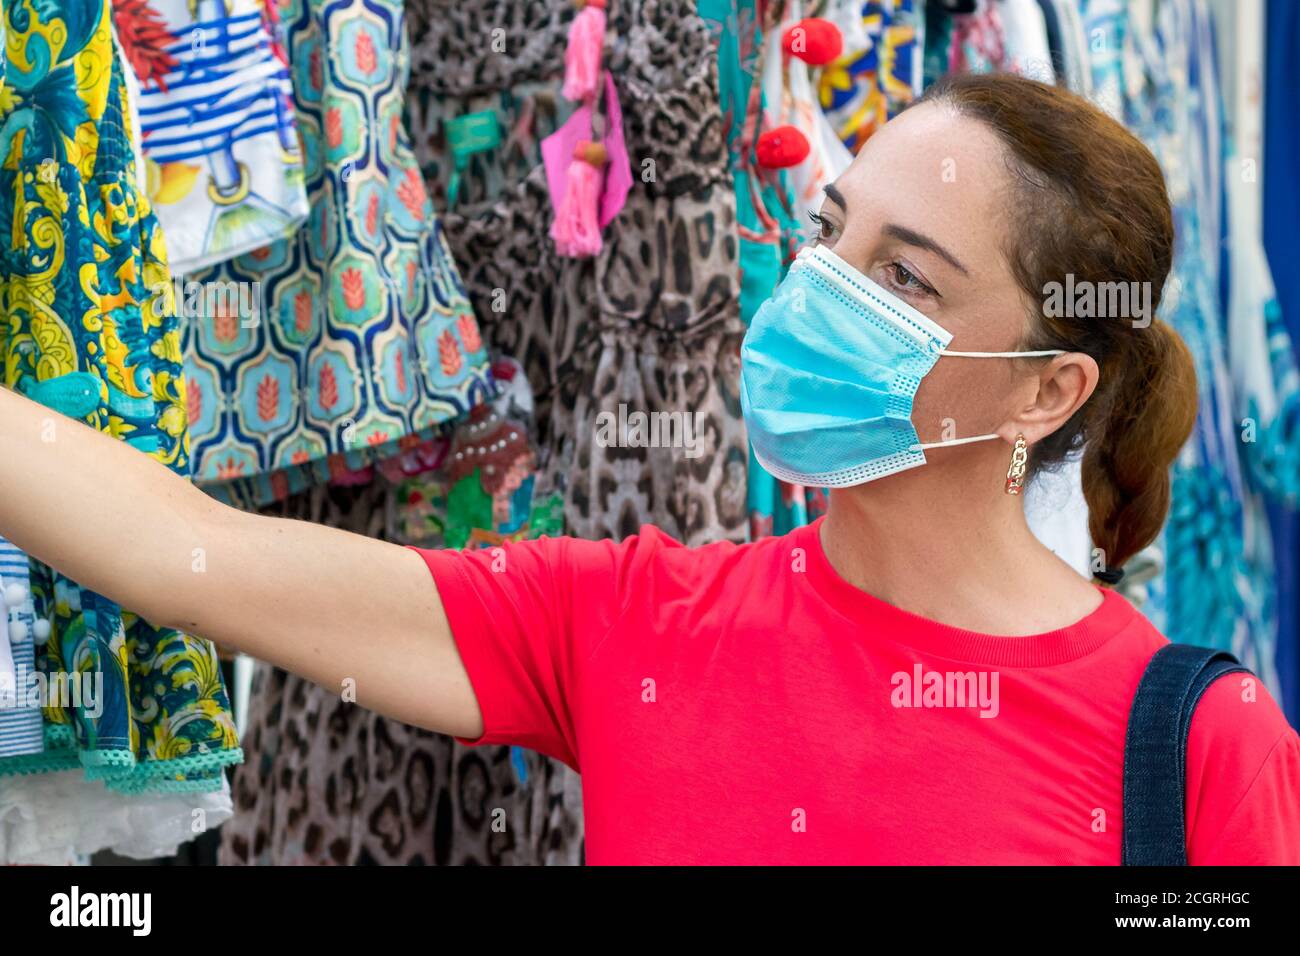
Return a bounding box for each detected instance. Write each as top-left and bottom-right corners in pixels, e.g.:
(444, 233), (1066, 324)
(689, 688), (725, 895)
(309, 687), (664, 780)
(1005, 434), (1028, 495)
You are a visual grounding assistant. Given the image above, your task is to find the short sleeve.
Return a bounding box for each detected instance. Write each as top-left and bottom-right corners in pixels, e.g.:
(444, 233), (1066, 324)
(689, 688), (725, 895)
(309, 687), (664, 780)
(411, 533), (644, 771)
(1185, 672), (1300, 865)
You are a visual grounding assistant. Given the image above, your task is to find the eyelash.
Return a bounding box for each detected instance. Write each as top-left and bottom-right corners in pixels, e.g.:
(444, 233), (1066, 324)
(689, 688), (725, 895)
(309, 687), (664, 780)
(808, 210), (837, 243)
(807, 212), (938, 298)
(885, 262), (937, 298)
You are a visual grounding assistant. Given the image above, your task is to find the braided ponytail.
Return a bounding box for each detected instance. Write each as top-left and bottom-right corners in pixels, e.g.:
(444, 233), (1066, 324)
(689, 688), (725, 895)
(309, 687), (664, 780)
(1080, 321), (1198, 573)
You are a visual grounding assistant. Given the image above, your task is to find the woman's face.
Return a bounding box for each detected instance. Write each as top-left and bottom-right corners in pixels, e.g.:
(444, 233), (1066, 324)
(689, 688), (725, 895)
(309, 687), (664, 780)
(811, 101), (1039, 452)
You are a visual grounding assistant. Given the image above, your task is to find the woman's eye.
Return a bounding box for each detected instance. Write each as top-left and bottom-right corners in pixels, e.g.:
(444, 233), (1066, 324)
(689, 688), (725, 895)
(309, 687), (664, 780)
(888, 262), (934, 296)
(808, 211), (838, 242)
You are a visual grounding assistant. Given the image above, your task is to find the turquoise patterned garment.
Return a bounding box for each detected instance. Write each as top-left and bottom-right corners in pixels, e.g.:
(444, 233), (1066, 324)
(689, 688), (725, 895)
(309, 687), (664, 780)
(698, 0), (827, 538)
(0, 0), (241, 791)
(185, 0), (494, 507)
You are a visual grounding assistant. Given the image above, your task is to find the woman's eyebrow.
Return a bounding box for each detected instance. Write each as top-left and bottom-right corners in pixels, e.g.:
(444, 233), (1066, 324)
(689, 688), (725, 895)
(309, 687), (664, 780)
(821, 183), (969, 277)
(882, 223), (970, 276)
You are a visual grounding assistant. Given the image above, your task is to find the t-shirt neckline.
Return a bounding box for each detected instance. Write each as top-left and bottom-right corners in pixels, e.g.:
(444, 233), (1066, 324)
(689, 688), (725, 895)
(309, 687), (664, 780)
(796, 516), (1136, 667)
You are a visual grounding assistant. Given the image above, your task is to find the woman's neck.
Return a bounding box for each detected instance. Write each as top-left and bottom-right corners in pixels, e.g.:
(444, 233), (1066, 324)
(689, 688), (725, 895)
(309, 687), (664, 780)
(818, 460), (1102, 636)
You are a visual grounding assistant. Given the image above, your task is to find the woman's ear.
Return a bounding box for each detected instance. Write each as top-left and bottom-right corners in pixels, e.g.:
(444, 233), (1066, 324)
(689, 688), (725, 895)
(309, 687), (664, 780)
(999, 352), (1099, 445)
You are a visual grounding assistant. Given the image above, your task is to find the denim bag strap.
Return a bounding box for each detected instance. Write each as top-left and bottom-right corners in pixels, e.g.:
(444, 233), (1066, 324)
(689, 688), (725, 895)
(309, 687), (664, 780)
(1122, 643), (1250, 865)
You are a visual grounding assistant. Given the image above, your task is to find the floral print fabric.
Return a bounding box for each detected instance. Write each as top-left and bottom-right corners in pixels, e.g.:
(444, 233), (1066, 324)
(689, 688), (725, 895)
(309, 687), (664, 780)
(0, 0), (240, 792)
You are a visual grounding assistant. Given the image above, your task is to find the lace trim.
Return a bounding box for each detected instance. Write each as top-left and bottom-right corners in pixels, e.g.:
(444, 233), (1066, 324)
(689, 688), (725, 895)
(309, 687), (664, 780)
(0, 746), (243, 794)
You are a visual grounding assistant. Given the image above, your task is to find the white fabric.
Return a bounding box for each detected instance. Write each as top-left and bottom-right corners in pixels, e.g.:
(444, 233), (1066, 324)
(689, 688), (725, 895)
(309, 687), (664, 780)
(1123, 0), (1157, 104)
(0, 772), (233, 864)
(1220, 0), (1280, 421)
(998, 0), (1056, 82)
(1024, 454), (1094, 579)
(115, 19), (151, 198)
(825, 0), (872, 54)
(1227, 177), (1281, 423)
(1217, 0), (1290, 695)
(1052, 0), (1094, 95)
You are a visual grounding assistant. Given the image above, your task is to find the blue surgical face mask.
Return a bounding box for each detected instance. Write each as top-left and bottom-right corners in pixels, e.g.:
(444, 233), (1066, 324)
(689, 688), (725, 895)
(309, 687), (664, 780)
(740, 243), (1064, 487)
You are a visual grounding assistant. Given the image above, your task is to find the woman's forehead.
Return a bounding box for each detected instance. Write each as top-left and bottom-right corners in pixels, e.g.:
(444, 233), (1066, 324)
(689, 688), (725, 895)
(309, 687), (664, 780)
(839, 103), (1010, 199)
(830, 105), (1015, 274)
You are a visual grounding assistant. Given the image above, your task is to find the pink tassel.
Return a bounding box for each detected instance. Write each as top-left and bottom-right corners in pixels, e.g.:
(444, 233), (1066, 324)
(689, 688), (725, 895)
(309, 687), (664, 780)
(563, 0), (607, 101)
(551, 141), (606, 257)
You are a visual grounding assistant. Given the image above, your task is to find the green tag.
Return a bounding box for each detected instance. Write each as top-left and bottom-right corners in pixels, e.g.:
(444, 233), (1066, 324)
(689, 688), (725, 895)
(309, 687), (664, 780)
(444, 110), (501, 205)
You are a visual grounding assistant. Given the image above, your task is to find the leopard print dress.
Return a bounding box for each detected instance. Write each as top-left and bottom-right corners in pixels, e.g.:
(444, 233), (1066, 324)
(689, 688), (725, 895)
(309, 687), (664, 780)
(218, 478), (584, 865)
(406, 0), (750, 546)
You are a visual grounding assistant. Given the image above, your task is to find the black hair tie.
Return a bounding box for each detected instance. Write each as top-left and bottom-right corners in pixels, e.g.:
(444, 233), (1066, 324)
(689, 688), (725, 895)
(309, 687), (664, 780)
(1095, 567), (1125, 585)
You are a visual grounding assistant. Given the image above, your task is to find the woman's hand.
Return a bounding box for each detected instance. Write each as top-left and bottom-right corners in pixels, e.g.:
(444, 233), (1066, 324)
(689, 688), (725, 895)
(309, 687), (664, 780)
(0, 385), (484, 738)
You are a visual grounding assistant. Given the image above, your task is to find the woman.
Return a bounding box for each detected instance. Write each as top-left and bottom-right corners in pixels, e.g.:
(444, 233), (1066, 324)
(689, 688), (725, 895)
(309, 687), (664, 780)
(1, 74), (1296, 864)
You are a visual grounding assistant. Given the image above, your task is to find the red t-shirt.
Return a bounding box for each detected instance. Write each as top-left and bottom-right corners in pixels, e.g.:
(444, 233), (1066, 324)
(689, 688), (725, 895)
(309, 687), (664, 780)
(414, 518), (1300, 865)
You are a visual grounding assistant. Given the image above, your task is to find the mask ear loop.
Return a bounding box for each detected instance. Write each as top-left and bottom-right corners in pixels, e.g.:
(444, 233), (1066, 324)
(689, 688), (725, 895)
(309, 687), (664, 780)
(904, 348), (1066, 450)
(939, 349), (1067, 358)
(908, 433), (1001, 452)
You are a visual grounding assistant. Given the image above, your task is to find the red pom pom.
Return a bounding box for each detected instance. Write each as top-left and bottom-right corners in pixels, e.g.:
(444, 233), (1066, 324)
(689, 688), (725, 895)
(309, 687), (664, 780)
(756, 125), (811, 168)
(782, 18), (843, 65)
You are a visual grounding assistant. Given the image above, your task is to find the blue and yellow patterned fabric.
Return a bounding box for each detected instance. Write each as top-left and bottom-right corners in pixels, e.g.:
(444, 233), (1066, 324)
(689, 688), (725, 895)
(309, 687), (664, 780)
(0, 0), (241, 791)
(818, 0), (920, 154)
(184, 0), (494, 508)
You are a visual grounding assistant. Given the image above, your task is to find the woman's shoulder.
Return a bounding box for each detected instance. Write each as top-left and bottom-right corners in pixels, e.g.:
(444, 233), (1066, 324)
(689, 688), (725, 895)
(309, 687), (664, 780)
(1187, 664), (1297, 776)
(1094, 601), (1296, 788)
(1108, 601), (1297, 787)
(1092, 599), (1299, 863)
(1183, 661), (1300, 863)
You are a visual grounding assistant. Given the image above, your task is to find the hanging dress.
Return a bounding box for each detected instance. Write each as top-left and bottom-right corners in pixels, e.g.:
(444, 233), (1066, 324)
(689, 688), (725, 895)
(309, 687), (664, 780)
(182, 0), (494, 510)
(407, 0), (749, 546)
(110, 0), (310, 272)
(697, 0), (825, 539)
(1119, 0), (1286, 686)
(0, 0), (241, 798)
(214, 0), (579, 866)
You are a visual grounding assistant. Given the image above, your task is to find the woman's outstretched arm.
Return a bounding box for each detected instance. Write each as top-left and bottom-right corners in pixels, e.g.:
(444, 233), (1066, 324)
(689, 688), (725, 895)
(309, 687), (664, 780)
(0, 384), (484, 738)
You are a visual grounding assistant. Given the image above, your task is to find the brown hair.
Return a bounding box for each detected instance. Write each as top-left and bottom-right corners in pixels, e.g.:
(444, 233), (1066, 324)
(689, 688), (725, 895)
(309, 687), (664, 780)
(915, 72), (1198, 584)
